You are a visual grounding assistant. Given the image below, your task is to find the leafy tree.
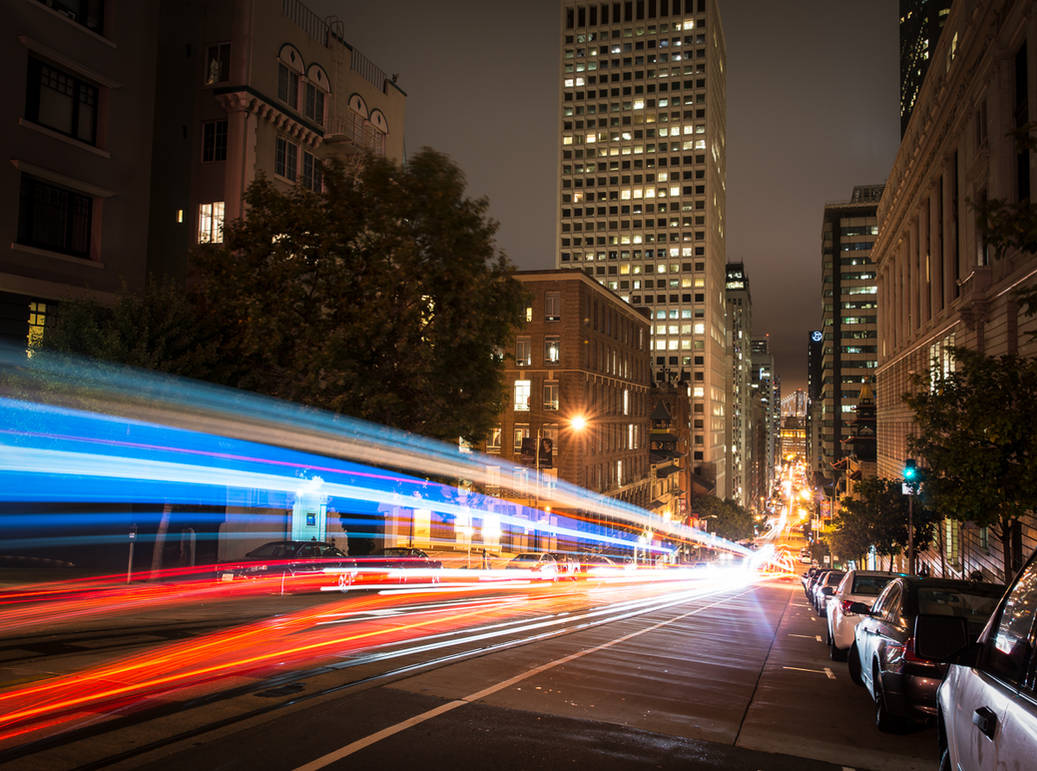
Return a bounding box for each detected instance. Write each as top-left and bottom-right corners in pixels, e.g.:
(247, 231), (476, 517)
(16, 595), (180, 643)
(829, 478), (936, 571)
(41, 279), (222, 379)
(40, 149), (526, 443)
(905, 348), (1037, 580)
(694, 494), (753, 541)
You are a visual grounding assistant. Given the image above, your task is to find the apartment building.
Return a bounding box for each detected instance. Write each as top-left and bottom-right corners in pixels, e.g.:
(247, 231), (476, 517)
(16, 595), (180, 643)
(556, 0), (729, 498)
(148, 0), (406, 279)
(0, 0), (161, 347)
(874, 0), (1037, 579)
(820, 185), (882, 483)
(493, 271), (652, 517)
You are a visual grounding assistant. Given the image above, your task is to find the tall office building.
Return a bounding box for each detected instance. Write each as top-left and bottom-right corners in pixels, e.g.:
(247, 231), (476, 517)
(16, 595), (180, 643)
(750, 335), (776, 509)
(780, 388), (807, 418)
(557, 0), (729, 497)
(806, 329), (824, 481)
(899, 0), (952, 136)
(725, 262), (752, 509)
(820, 185), (881, 483)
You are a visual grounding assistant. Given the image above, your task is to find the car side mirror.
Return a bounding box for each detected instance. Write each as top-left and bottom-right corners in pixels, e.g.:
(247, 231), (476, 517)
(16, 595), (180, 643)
(847, 601), (872, 615)
(914, 614), (972, 663)
(821, 586), (835, 596)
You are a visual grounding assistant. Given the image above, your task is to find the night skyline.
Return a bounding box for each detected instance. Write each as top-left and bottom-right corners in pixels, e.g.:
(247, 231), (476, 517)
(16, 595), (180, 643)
(314, 0), (900, 391)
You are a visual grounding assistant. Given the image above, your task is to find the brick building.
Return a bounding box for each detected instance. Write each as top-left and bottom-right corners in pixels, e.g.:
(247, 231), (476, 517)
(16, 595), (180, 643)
(491, 271), (653, 533)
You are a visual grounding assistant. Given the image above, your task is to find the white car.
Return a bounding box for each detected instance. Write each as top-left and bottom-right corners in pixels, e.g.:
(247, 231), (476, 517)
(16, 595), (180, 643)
(824, 570), (899, 661)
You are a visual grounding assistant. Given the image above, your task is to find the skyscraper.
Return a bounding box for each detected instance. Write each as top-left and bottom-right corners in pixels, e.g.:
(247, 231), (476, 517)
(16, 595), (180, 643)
(820, 185), (881, 483)
(725, 262), (752, 509)
(899, 0), (952, 136)
(557, 0), (729, 497)
(750, 335), (776, 509)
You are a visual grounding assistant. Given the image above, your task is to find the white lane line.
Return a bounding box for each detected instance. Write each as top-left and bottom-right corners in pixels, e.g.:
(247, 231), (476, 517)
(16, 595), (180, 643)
(824, 667), (836, 679)
(787, 633), (813, 638)
(815, 635), (823, 643)
(782, 665), (832, 676)
(294, 588), (755, 771)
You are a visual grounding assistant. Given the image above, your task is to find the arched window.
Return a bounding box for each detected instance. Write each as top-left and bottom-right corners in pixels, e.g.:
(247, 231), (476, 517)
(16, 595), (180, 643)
(304, 64), (330, 125)
(277, 44), (304, 109)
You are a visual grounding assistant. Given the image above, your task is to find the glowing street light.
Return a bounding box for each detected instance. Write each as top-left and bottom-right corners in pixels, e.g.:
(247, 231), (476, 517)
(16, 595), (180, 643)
(570, 414), (588, 433)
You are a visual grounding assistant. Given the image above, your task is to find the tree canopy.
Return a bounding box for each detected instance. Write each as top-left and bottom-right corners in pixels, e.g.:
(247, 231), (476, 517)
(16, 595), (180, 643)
(904, 347), (1037, 578)
(694, 494), (753, 541)
(828, 477), (936, 569)
(43, 150), (527, 442)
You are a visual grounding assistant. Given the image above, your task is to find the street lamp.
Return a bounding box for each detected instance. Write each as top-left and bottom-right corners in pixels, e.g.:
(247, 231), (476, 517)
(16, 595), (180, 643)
(531, 414), (587, 551)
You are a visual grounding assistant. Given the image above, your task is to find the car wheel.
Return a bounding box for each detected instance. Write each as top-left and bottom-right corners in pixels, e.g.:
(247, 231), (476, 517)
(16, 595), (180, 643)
(848, 643), (864, 686)
(873, 664), (902, 733)
(829, 639), (846, 661)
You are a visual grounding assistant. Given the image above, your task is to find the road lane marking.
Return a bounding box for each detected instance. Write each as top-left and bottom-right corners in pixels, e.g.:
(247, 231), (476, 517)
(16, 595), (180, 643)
(782, 666), (832, 676)
(294, 587), (756, 770)
(815, 635), (822, 642)
(788, 633), (814, 638)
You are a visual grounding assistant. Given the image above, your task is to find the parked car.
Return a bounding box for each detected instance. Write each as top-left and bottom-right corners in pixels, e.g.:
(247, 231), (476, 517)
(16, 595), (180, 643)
(825, 570), (901, 661)
(811, 570), (845, 615)
(548, 552), (583, 579)
(505, 552), (559, 581)
(801, 566), (822, 593)
(848, 576), (1005, 731)
(804, 567), (827, 598)
(220, 540), (354, 580)
(915, 549), (1036, 770)
(365, 547), (443, 570)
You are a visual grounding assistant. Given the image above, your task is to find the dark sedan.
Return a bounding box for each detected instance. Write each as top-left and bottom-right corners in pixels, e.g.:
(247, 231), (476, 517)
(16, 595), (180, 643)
(219, 540), (355, 583)
(848, 576), (1005, 730)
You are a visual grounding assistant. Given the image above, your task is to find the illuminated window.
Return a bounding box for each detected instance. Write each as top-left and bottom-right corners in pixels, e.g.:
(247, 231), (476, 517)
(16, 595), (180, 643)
(26, 301), (46, 352)
(513, 423), (530, 452)
(516, 338), (531, 366)
(197, 201), (225, 243)
(545, 291), (561, 321)
(205, 43), (231, 84)
(544, 382), (559, 411)
(545, 337), (561, 364)
(487, 425), (502, 453)
(514, 380), (531, 411)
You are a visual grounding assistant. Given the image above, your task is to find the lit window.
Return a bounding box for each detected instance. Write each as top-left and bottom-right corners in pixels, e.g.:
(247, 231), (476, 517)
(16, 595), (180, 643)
(205, 43), (231, 84)
(545, 337), (561, 364)
(514, 380), (531, 411)
(544, 382), (559, 411)
(513, 424), (530, 452)
(197, 201), (225, 243)
(26, 301), (46, 352)
(516, 338), (532, 366)
(487, 426), (502, 453)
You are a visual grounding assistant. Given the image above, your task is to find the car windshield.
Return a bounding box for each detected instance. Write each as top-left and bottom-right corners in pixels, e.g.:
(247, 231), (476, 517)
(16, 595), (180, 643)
(383, 549), (415, 557)
(824, 572), (845, 585)
(246, 543), (292, 559)
(852, 575), (891, 595)
(916, 586), (1002, 626)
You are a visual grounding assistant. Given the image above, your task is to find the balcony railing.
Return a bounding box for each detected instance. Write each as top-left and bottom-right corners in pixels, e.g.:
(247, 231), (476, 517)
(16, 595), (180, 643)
(326, 111), (386, 156)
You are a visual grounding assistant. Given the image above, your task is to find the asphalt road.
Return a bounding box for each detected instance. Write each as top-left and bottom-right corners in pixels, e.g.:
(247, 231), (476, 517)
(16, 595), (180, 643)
(0, 575), (938, 771)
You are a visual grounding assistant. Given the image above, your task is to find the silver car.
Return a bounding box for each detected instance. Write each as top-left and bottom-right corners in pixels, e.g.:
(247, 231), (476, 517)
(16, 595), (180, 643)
(916, 549), (1036, 770)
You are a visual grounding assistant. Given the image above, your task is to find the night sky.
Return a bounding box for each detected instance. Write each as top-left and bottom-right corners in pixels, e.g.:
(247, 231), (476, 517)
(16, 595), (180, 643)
(315, 0), (901, 392)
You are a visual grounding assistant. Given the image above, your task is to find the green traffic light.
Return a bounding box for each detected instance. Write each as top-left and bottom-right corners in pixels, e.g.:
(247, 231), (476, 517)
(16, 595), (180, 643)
(903, 459), (917, 480)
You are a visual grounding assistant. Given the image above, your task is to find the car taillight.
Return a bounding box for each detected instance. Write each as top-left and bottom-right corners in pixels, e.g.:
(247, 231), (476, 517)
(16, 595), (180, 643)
(904, 636), (934, 665)
(841, 600), (855, 614)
